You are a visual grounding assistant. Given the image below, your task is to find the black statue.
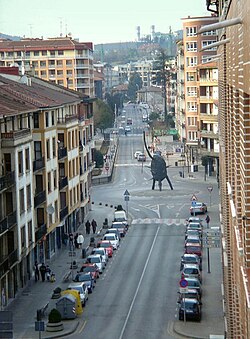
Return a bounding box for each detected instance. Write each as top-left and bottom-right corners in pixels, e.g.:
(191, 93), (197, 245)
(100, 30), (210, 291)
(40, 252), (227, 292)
(143, 131), (173, 191)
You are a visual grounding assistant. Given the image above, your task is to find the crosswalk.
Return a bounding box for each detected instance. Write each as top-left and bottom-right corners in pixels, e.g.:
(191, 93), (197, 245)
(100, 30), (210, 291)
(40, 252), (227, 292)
(131, 218), (186, 226)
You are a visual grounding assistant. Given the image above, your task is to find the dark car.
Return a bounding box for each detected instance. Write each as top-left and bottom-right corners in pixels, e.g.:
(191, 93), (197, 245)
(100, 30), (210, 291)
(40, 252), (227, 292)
(180, 253), (202, 271)
(185, 243), (202, 257)
(178, 298), (202, 321)
(137, 153), (146, 162)
(78, 263), (100, 282)
(73, 272), (95, 293)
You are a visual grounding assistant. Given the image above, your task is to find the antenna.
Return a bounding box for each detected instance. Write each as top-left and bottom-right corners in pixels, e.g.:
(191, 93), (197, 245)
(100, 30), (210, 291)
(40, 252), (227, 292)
(59, 17), (63, 37)
(28, 24), (33, 38)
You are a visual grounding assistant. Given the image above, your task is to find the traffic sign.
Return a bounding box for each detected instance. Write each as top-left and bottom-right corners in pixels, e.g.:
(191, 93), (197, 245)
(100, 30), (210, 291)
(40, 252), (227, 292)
(180, 286), (188, 293)
(207, 185), (213, 192)
(124, 189), (130, 196)
(179, 278), (188, 288)
(191, 194), (197, 201)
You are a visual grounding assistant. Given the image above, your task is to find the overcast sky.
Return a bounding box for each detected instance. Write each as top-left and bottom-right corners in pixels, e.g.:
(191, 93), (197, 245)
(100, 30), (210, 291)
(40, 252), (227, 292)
(0, 0), (209, 45)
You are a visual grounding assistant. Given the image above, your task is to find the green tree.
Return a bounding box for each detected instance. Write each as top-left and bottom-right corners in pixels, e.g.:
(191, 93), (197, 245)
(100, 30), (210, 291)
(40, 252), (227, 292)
(127, 72), (143, 101)
(93, 99), (114, 132)
(93, 149), (104, 168)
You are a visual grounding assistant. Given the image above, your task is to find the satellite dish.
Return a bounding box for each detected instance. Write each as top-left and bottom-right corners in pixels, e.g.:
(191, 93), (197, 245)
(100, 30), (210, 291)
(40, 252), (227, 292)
(47, 205), (55, 215)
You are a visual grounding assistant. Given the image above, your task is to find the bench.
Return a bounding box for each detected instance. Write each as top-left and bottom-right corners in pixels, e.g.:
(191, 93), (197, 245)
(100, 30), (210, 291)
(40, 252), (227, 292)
(63, 271), (71, 282)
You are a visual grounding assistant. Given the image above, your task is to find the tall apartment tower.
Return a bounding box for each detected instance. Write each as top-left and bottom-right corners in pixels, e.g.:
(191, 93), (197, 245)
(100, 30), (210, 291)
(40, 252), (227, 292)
(202, 0), (250, 337)
(0, 37), (94, 97)
(181, 16), (218, 164)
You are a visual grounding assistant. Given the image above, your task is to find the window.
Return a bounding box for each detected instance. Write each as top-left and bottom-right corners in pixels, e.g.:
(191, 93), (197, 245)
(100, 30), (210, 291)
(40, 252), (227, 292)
(18, 151), (23, 175)
(32, 61), (38, 68)
(202, 30), (216, 36)
(33, 51), (39, 56)
(54, 170), (57, 189)
(186, 57), (197, 67)
(49, 60), (55, 67)
(25, 148), (30, 171)
(186, 26), (197, 37)
(186, 42), (197, 52)
(57, 70), (63, 76)
(66, 70), (73, 76)
(188, 131), (198, 141)
(40, 70), (47, 77)
(186, 72), (196, 82)
(202, 55), (215, 64)
(21, 226), (25, 249)
(28, 220), (32, 243)
(187, 116), (197, 126)
(51, 111), (55, 125)
(26, 184), (31, 209)
(52, 137), (56, 157)
(202, 40), (217, 51)
(57, 60), (63, 66)
(40, 61), (46, 68)
(42, 50), (47, 56)
(58, 50), (64, 55)
(187, 87), (197, 97)
(34, 141), (42, 160)
(45, 112), (49, 127)
(46, 139), (50, 159)
(187, 102), (197, 112)
(20, 188), (25, 213)
(33, 112), (39, 128)
(48, 172), (51, 192)
(50, 51), (55, 56)
(66, 60), (72, 66)
(25, 51), (30, 57)
(55, 200), (58, 222)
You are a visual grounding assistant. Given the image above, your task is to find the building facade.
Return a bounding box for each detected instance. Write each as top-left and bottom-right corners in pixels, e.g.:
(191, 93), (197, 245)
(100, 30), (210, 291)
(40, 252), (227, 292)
(0, 70), (94, 309)
(0, 37), (94, 97)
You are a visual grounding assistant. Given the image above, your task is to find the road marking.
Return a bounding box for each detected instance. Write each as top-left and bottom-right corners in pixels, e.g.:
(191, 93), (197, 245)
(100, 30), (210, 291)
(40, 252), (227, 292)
(131, 218), (186, 225)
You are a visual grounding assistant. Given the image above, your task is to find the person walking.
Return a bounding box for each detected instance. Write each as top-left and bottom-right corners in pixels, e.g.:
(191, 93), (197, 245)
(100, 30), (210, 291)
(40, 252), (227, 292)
(205, 215), (210, 228)
(69, 233), (74, 250)
(91, 219), (97, 234)
(77, 233), (84, 249)
(46, 265), (51, 281)
(85, 220), (91, 235)
(34, 261), (40, 282)
(39, 263), (46, 282)
(74, 233), (79, 249)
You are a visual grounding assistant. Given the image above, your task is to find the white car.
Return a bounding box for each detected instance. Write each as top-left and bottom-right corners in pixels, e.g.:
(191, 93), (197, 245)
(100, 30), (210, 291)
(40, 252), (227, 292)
(103, 233), (120, 250)
(91, 248), (108, 265)
(86, 254), (105, 273)
(134, 150), (142, 159)
(68, 282), (88, 306)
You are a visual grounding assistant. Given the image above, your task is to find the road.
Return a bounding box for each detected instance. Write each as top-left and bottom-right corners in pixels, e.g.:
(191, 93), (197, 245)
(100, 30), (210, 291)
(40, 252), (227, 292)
(70, 105), (220, 339)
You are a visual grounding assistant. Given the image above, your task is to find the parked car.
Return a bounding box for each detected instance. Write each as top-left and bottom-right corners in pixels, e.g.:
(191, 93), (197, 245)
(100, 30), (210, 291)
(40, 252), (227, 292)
(78, 263), (100, 282)
(137, 153), (146, 162)
(105, 228), (121, 240)
(178, 298), (202, 321)
(185, 236), (202, 247)
(186, 222), (202, 235)
(125, 125), (131, 132)
(185, 229), (202, 240)
(185, 243), (202, 257)
(97, 240), (113, 257)
(180, 253), (202, 271)
(91, 248), (108, 265)
(187, 217), (203, 225)
(177, 288), (201, 303)
(85, 254), (105, 273)
(72, 272), (95, 293)
(103, 233), (120, 249)
(184, 277), (202, 296)
(190, 202), (207, 215)
(181, 264), (202, 283)
(68, 282), (88, 306)
(134, 150), (142, 159)
(113, 210), (128, 226)
(111, 222), (127, 237)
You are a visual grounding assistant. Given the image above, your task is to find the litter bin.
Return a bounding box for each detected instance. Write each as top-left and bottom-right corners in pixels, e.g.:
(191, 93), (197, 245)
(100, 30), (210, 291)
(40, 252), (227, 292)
(175, 162), (178, 167)
(179, 171), (183, 178)
(82, 248), (87, 259)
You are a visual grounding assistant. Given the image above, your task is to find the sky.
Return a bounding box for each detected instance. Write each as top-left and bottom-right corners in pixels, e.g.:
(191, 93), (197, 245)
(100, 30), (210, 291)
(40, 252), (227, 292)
(0, 0), (209, 45)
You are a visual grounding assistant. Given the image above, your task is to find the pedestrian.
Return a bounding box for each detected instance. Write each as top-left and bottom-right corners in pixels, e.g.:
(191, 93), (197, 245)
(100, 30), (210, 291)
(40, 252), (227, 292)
(74, 233), (79, 249)
(205, 215), (210, 228)
(39, 263), (46, 282)
(63, 232), (68, 246)
(77, 233), (84, 249)
(34, 261), (40, 282)
(69, 233), (74, 250)
(85, 220), (91, 234)
(91, 219), (97, 234)
(46, 265), (51, 281)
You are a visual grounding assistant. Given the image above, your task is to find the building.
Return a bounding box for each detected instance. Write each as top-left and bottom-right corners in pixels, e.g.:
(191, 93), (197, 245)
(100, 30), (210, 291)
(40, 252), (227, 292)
(0, 37), (94, 97)
(0, 69), (94, 308)
(202, 0), (250, 337)
(181, 15), (218, 167)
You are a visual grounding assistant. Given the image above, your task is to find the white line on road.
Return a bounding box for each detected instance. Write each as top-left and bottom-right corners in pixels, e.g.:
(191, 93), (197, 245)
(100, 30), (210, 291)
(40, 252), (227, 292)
(118, 226), (160, 339)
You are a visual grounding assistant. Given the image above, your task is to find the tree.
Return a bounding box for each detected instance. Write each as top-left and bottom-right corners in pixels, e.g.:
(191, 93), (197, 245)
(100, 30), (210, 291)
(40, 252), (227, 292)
(127, 72), (143, 101)
(93, 99), (114, 132)
(93, 149), (104, 168)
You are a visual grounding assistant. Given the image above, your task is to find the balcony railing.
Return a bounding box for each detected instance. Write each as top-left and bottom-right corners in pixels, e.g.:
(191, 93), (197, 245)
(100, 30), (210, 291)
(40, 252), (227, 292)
(59, 176), (68, 190)
(33, 157), (45, 172)
(0, 249), (18, 277)
(0, 171), (15, 192)
(35, 223), (47, 242)
(58, 147), (67, 160)
(1, 129), (32, 147)
(34, 190), (46, 208)
(57, 114), (78, 125)
(0, 211), (17, 235)
(60, 206), (68, 221)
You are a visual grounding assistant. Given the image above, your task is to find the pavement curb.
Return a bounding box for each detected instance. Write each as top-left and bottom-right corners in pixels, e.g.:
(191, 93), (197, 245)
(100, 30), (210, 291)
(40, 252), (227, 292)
(42, 320), (80, 339)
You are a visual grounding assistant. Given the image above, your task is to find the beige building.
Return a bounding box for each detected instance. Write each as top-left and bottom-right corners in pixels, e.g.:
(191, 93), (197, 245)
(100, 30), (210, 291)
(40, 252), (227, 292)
(0, 37), (94, 96)
(0, 68), (94, 308)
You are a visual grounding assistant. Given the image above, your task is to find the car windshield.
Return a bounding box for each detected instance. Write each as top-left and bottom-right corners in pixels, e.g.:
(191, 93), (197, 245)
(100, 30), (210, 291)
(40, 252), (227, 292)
(105, 235), (115, 240)
(84, 266), (95, 272)
(186, 246), (201, 251)
(184, 268), (199, 274)
(183, 257), (198, 263)
(181, 300), (198, 310)
(88, 257), (100, 263)
(112, 224), (124, 229)
(100, 243), (111, 248)
(75, 274), (90, 282)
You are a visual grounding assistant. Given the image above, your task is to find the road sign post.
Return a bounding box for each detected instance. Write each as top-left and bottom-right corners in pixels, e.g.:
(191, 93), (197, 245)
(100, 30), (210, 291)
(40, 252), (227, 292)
(124, 190), (130, 219)
(179, 279), (188, 323)
(207, 185), (213, 207)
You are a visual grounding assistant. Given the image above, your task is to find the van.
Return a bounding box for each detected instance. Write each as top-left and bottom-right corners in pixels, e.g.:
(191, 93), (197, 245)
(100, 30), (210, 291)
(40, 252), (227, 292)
(68, 282), (88, 306)
(114, 210), (127, 224)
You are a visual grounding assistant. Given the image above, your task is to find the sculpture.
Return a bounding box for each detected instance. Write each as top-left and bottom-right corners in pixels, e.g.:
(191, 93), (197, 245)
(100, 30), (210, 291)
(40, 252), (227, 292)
(143, 131), (173, 191)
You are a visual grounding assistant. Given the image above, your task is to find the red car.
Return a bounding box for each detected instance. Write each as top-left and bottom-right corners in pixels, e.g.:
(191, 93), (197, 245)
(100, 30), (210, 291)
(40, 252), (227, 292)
(79, 263), (100, 282)
(97, 240), (113, 257)
(185, 243), (202, 257)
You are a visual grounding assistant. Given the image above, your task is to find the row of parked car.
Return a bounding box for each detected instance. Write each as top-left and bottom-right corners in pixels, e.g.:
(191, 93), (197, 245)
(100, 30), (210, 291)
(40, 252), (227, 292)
(67, 207), (128, 308)
(177, 207), (205, 322)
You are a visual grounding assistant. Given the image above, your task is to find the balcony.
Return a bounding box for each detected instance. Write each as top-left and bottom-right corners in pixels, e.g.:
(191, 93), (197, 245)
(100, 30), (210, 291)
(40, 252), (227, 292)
(0, 171), (15, 192)
(1, 129), (32, 148)
(57, 114), (78, 127)
(34, 190), (46, 208)
(199, 96), (214, 103)
(0, 249), (18, 277)
(0, 211), (17, 235)
(60, 206), (68, 221)
(58, 147), (67, 160)
(200, 129), (219, 139)
(200, 113), (218, 123)
(33, 157), (45, 172)
(59, 176), (68, 190)
(35, 223), (47, 242)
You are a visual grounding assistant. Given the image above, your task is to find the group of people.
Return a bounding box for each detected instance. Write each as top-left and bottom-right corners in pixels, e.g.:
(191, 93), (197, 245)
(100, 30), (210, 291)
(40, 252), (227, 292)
(34, 262), (55, 282)
(85, 219), (97, 234)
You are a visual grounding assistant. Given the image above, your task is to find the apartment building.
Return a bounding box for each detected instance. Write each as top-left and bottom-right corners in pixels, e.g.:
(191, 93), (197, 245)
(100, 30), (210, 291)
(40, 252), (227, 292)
(181, 15), (218, 165)
(201, 0), (250, 337)
(175, 40), (185, 141)
(0, 36), (94, 97)
(0, 69), (94, 308)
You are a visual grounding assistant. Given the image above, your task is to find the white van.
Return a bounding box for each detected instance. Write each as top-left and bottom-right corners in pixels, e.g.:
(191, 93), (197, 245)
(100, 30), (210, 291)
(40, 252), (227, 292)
(68, 282), (88, 306)
(114, 210), (127, 224)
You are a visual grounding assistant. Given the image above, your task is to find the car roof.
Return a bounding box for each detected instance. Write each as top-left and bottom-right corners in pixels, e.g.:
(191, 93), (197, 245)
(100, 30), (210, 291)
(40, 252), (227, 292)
(87, 254), (102, 259)
(183, 263), (200, 269)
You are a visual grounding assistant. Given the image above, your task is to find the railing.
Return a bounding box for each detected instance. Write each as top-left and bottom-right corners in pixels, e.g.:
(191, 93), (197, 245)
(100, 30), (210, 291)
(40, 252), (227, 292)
(60, 206), (68, 221)
(57, 114), (78, 124)
(34, 190), (46, 208)
(58, 147), (67, 160)
(33, 157), (45, 172)
(1, 129), (31, 140)
(0, 249), (18, 277)
(0, 171), (15, 191)
(0, 211), (17, 234)
(59, 176), (68, 190)
(35, 224), (47, 242)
